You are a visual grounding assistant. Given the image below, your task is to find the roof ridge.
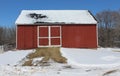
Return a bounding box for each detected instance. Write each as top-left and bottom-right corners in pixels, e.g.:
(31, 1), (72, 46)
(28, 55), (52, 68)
(22, 10), (89, 12)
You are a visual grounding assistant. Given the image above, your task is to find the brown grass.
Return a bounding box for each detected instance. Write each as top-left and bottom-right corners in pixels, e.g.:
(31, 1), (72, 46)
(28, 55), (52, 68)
(112, 50), (120, 52)
(22, 59), (33, 66)
(22, 47), (67, 66)
(102, 69), (118, 76)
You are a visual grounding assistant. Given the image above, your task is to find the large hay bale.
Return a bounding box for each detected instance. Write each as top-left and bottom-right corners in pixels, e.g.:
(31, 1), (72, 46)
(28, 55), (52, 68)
(22, 47), (67, 66)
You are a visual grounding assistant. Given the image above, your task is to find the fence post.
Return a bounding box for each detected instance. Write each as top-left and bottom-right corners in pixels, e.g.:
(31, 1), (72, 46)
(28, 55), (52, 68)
(0, 45), (4, 53)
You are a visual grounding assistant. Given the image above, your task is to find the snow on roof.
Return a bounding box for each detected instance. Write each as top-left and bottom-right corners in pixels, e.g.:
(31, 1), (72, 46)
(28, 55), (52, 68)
(15, 10), (97, 25)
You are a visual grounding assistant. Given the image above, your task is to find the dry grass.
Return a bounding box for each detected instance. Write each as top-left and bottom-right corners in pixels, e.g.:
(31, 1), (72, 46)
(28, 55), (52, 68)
(102, 69), (118, 76)
(22, 59), (33, 66)
(22, 47), (67, 66)
(112, 50), (120, 52)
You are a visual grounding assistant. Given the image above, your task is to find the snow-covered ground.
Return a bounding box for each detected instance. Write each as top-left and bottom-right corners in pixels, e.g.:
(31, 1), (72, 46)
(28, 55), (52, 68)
(0, 48), (120, 76)
(61, 48), (120, 67)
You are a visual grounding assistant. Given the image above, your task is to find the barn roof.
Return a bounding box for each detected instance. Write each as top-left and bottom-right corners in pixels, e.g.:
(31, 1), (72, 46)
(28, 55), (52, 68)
(15, 10), (97, 24)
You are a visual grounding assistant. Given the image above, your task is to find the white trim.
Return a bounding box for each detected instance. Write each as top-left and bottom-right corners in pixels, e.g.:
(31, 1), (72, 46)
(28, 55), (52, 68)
(60, 26), (62, 46)
(37, 25), (62, 47)
(38, 45), (61, 47)
(51, 37), (61, 38)
(37, 26), (39, 47)
(16, 25), (17, 49)
(48, 26), (51, 46)
(96, 23), (98, 47)
(39, 37), (49, 38)
(38, 26), (49, 47)
(50, 26), (61, 46)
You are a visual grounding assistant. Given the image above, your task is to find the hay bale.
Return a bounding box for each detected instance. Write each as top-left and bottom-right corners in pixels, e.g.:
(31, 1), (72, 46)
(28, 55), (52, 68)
(22, 47), (67, 66)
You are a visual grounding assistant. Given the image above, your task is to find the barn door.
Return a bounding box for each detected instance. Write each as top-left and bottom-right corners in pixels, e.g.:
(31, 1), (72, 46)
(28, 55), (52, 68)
(38, 26), (61, 47)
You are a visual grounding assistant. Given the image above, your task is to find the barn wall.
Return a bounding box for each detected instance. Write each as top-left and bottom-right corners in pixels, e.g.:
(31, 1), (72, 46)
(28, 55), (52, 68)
(17, 25), (37, 49)
(62, 24), (97, 48)
(17, 24), (97, 49)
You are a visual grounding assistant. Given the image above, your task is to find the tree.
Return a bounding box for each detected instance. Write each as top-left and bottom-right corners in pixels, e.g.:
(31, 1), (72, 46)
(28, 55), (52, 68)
(96, 10), (120, 47)
(0, 25), (16, 50)
(113, 10), (120, 47)
(0, 27), (4, 45)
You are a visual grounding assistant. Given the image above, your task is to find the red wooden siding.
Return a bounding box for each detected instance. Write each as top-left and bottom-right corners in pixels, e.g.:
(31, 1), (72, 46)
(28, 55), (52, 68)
(39, 27), (48, 37)
(51, 38), (60, 45)
(17, 24), (97, 49)
(51, 27), (60, 37)
(17, 25), (37, 49)
(39, 38), (48, 46)
(51, 26), (61, 45)
(39, 26), (49, 46)
(62, 24), (97, 48)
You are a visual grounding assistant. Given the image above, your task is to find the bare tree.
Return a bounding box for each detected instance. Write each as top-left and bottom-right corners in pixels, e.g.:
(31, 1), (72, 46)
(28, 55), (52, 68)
(96, 10), (120, 47)
(113, 10), (120, 47)
(0, 26), (16, 50)
(0, 27), (4, 45)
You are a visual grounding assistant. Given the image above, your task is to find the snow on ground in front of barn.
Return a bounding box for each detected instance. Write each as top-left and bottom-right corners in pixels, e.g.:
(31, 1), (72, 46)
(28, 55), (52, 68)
(0, 48), (120, 76)
(61, 48), (120, 67)
(0, 50), (33, 65)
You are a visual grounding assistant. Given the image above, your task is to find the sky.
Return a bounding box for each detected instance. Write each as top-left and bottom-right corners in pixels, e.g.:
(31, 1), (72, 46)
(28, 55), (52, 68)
(0, 0), (120, 27)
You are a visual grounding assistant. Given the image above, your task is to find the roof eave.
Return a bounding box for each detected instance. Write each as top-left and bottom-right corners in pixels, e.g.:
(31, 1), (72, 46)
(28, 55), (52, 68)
(15, 22), (97, 25)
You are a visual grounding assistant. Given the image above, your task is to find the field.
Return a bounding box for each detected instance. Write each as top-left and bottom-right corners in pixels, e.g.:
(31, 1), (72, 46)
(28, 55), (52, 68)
(0, 48), (120, 76)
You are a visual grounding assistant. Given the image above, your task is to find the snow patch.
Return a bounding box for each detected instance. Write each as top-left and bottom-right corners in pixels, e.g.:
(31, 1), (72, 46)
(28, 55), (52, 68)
(0, 48), (120, 76)
(61, 48), (120, 67)
(32, 57), (44, 65)
(101, 56), (119, 61)
(0, 50), (33, 65)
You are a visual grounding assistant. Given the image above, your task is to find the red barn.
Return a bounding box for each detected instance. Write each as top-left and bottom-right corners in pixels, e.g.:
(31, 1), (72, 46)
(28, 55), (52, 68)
(15, 10), (98, 49)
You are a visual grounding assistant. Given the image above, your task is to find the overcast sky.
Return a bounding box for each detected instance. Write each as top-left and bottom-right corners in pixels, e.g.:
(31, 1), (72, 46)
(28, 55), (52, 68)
(0, 0), (120, 27)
